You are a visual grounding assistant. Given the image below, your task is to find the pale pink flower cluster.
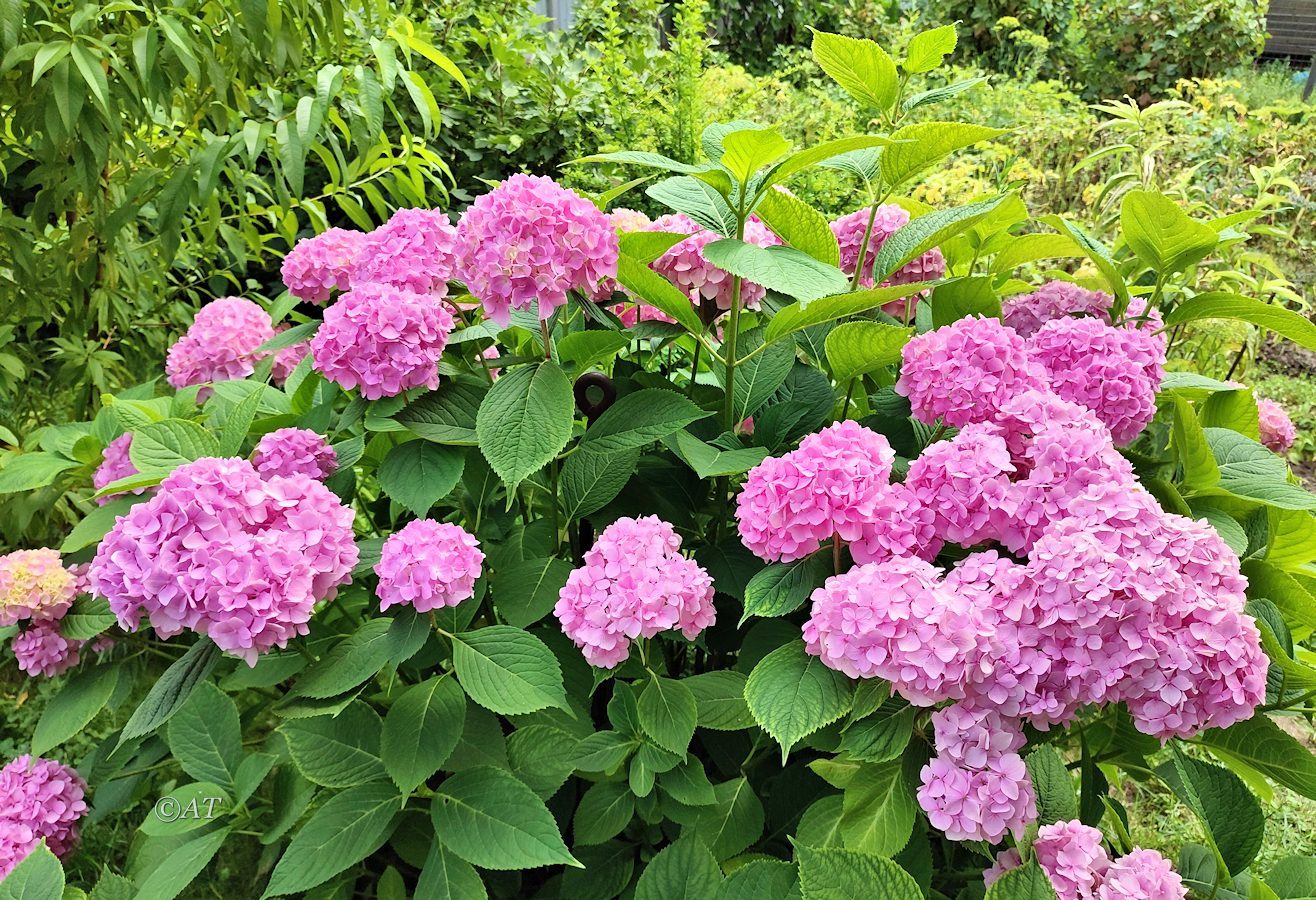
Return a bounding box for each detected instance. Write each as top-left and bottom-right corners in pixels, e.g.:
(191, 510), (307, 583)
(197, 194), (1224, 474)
(455, 174), (619, 326)
(309, 283), (454, 399)
(281, 227), (366, 303)
(830, 204), (946, 289)
(608, 208), (652, 233)
(986, 822), (1185, 900)
(92, 434), (146, 505)
(555, 516), (715, 668)
(1028, 316), (1164, 445)
(375, 519), (484, 613)
(896, 316), (1050, 428)
(897, 312), (1167, 446)
(353, 208), (459, 298)
(252, 428), (337, 480)
(270, 327), (312, 385)
(648, 213), (780, 312)
(0, 549), (76, 627)
(736, 421), (901, 563)
(917, 703), (1036, 842)
(1258, 397), (1297, 453)
(0, 755), (87, 877)
(11, 619), (82, 678)
(165, 297), (277, 395)
(88, 457), (358, 665)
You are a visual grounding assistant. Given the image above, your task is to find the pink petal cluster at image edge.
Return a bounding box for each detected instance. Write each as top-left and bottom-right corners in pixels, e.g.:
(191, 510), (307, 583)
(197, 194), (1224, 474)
(252, 427), (338, 480)
(648, 213), (780, 312)
(88, 456), (358, 665)
(986, 821), (1186, 900)
(165, 297), (276, 395)
(455, 174), (619, 327)
(352, 208), (460, 298)
(375, 519), (484, 613)
(309, 282), (454, 400)
(555, 515), (715, 668)
(1258, 397), (1297, 453)
(0, 755), (88, 878)
(280, 227), (367, 303)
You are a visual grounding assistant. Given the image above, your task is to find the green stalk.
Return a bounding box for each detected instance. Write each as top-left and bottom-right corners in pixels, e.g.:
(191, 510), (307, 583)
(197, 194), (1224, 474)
(720, 206), (749, 430)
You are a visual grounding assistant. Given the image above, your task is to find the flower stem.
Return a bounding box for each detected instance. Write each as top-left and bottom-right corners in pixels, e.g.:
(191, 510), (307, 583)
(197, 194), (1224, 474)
(540, 318), (553, 361)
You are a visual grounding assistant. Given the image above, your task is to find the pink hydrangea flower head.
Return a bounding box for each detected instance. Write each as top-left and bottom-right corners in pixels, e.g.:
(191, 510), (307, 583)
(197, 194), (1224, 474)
(455, 174), (619, 326)
(352, 208), (458, 298)
(1098, 849), (1187, 900)
(555, 515), (715, 668)
(803, 557), (992, 704)
(0, 755), (88, 864)
(648, 213), (780, 313)
(1258, 397), (1296, 453)
(11, 620), (82, 678)
(984, 849), (1023, 888)
(1033, 820), (1111, 900)
(92, 433), (146, 505)
(736, 421), (896, 563)
(309, 283), (454, 400)
(1003, 280), (1113, 337)
(830, 204), (946, 289)
(0, 549), (76, 627)
(281, 227), (366, 302)
(375, 519), (484, 613)
(849, 482), (942, 564)
(896, 316), (1048, 428)
(917, 751), (1037, 843)
(165, 297), (276, 395)
(1027, 317), (1165, 445)
(88, 457), (358, 665)
(0, 819), (37, 879)
(905, 424), (1017, 547)
(252, 428), (337, 480)
(592, 208), (657, 302)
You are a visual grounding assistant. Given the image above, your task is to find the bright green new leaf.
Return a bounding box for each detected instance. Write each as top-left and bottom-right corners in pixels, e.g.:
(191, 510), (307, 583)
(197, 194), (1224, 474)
(703, 239), (850, 302)
(839, 758), (916, 857)
(1165, 292), (1316, 353)
(765, 282), (938, 344)
(871, 195), (1012, 285)
(902, 25), (957, 73)
(879, 122), (1008, 194)
(616, 253), (708, 335)
(810, 31), (899, 112)
(128, 418), (220, 471)
(722, 126), (791, 182)
(1121, 189), (1218, 275)
(985, 860), (1057, 899)
(824, 322), (911, 383)
(795, 844), (923, 899)
(756, 187), (841, 267)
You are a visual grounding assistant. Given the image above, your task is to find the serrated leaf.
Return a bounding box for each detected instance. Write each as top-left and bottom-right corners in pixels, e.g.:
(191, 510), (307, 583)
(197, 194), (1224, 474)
(1158, 748), (1264, 876)
(879, 122), (1007, 194)
(985, 860), (1056, 899)
(903, 24), (957, 73)
(291, 619), (405, 700)
(263, 782), (400, 897)
(755, 187), (840, 266)
(476, 362), (574, 491)
(638, 676), (698, 755)
(573, 780), (635, 845)
(451, 626), (568, 714)
(837, 699), (913, 763)
(417, 841), (488, 900)
(127, 418), (220, 471)
(693, 777), (765, 860)
(703, 239), (850, 302)
(839, 758), (915, 857)
(1166, 292), (1316, 354)
(796, 844), (923, 899)
(280, 701), (387, 788)
(635, 836), (723, 900)
(120, 639), (221, 744)
(1122, 189), (1218, 275)
(742, 555), (830, 623)
(377, 440), (464, 515)
(561, 447), (639, 520)
(166, 682), (242, 788)
(871, 195), (1011, 285)
(581, 388), (711, 453)
(1026, 745), (1079, 824)
(394, 375), (488, 444)
(686, 671), (755, 730)
(746, 640), (852, 760)
(381, 675), (465, 793)
(811, 31), (899, 111)
(431, 766), (579, 869)
(824, 322), (911, 383)
(764, 282), (938, 345)
(1201, 714), (1316, 801)
(32, 664), (118, 757)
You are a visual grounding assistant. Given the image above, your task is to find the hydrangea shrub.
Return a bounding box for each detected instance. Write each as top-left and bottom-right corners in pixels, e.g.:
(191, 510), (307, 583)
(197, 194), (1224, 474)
(3, 25), (1316, 900)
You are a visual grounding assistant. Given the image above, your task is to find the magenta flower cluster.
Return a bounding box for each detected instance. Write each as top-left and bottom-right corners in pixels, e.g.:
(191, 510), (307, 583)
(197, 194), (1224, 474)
(986, 821), (1186, 899)
(353, 208), (460, 298)
(91, 433), (146, 505)
(281, 227), (367, 303)
(0, 755), (88, 877)
(309, 282), (455, 399)
(1002, 280), (1113, 337)
(89, 457), (358, 665)
(165, 297), (277, 395)
(455, 174), (619, 327)
(375, 519), (484, 613)
(555, 516), (715, 668)
(1258, 396), (1297, 453)
(11, 619), (82, 678)
(830, 204), (946, 294)
(648, 213), (781, 312)
(897, 309), (1166, 446)
(252, 428), (338, 480)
